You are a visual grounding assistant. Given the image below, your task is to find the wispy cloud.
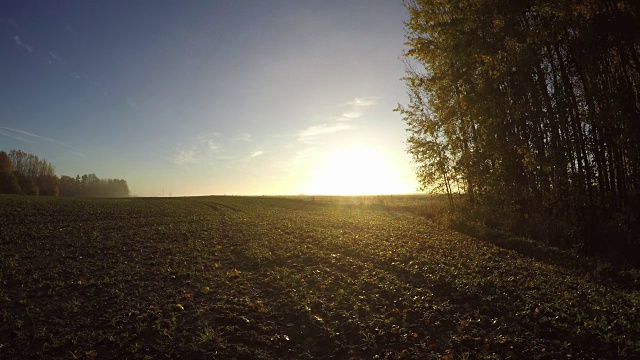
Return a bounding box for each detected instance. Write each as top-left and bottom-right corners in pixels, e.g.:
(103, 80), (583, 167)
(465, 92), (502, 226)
(196, 132), (222, 151)
(0, 18), (20, 30)
(13, 35), (33, 53)
(219, 150), (267, 171)
(207, 140), (220, 151)
(48, 51), (64, 64)
(5, 127), (56, 143)
(232, 133), (252, 142)
(337, 97), (378, 121)
(5, 21), (129, 117)
(0, 127), (84, 156)
(170, 132), (224, 165)
(169, 149), (196, 165)
(296, 97), (376, 143)
(341, 111), (362, 120)
(169, 130), (266, 168)
(0, 128), (35, 144)
(298, 123), (352, 143)
(345, 97), (377, 107)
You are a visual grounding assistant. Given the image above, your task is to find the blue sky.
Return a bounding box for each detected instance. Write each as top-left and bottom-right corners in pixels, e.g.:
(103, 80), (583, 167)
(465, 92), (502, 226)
(0, 1), (419, 196)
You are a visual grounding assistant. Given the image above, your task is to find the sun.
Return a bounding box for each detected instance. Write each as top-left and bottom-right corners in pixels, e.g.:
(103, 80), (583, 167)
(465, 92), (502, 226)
(304, 145), (410, 195)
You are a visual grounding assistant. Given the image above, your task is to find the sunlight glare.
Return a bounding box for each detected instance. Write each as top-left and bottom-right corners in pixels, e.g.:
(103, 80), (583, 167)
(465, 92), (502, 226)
(304, 145), (409, 195)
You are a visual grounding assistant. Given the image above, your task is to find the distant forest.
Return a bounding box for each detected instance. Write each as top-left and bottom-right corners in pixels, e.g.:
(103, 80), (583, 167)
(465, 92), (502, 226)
(0, 149), (129, 197)
(397, 1), (639, 257)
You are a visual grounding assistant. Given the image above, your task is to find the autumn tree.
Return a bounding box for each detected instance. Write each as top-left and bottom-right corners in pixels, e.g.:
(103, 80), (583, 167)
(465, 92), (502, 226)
(398, 0), (640, 256)
(15, 172), (38, 195)
(8, 150), (55, 178)
(35, 175), (60, 197)
(6, 149), (59, 196)
(0, 151), (20, 194)
(59, 175), (79, 197)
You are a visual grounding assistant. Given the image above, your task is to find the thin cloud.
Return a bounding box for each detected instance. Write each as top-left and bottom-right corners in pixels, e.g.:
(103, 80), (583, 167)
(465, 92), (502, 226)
(171, 133), (224, 165)
(207, 140), (220, 151)
(196, 132), (222, 151)
(13, 35), (34, 53)
(216, 155), (238, 160)
(344, 97), (377, 107)
(219, 150), (266, 171)
(169, 149), (196, 165)
(296, 97), (375, 143)
(341, 110), (362, 119)
(0, 18), (20, 30)
(232, 133), (252, 142)
(338, 97), (378, 121)
(8, 25), (69, 67)
(6, 21), (127, 116)
(4, 127), (55, 142)
(48, 51), (64, 64)
(298, 123), (352, 143)
(0, 128), (35, 144)
(1, 127), (84, 156)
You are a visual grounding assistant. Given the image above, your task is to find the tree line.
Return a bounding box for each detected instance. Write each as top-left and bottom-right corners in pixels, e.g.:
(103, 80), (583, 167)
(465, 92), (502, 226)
(397, 0), (639, 257)
(0, 149), (129, 197)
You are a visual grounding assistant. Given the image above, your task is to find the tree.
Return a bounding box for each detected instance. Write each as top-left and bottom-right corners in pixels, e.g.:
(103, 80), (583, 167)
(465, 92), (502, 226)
(398, 0), (640, 254)
(0, 151), (12, 173)
(395, 71), (458, 206)
(60, 173), (129, 197)
(0, 151), (20, 194)
(1, 149), (131, 198)
(59, 175), (80, 197)
(0, 172), (20, 194)
(8, 149), (55, 178)
(35, 175), (60, 197)
(15, 173), (38, 195)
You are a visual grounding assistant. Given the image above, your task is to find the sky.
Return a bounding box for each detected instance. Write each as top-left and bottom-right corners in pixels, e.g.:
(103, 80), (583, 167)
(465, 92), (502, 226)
(0, 1), (420, 196)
